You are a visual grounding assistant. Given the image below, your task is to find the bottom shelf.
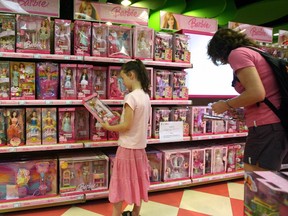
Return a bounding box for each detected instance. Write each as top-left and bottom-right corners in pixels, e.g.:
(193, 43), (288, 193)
(0, 171), (243, 213)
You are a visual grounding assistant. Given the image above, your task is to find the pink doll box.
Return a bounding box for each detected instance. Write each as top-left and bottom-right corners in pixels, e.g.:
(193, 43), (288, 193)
(73, 20), (91, 56)
(92, 66), (107, 99)
(107, 66), (127, 99)
(41, 107), (57, 145)
(107, 107), (122, 141)
(90, 114), (107, 141)
(190, 106), (213, 136)
(54, 19), (71, 55)
(6, 108), (25, 147)
(204, 147), (213, 176)
(191, 148), (205, 179)
(0, 61), (10, 100)
(154, 32), (173, 62)
(147, 107), (152, 139)
(26, 108), (42, 146)
(36, 62), (59, 100)
(212, 112), (228, 134)
(146, 147), (162, 183)
(77, 64), (93, 99)
(172, 71), (188, 100)
(212, 145), (228, 175)
(0, 158), (57, 201)
(235, 142), (245, 171)
(133, 26), (154, 60)
(171, 106), (190, 137)
(226, 144), (237, 173)
(152, 107), (171, 139)
(92, 23), (108, 57)
(75, 107), (90, 141)
(82, 93), (120, 125)
(0, 109), (7, 146)
(0, 14), (16, 52)
(145, 67), (154, 99)
(16, 15), (51, 54)
(10, 61), (36, 100)
(60, 64), (77, 99)
(107, 25), (132, 58)
(173, 34), (190, 63)
(154, 70), (172, 100)
(58, 108), (76, 144)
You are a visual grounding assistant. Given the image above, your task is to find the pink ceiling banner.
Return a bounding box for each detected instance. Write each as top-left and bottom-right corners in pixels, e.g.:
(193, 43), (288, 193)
(278, 30), (288, 45)
(0, 0), (60, 17)
(74, 0), (149, 26)
(228, 22), (273, 43)
(160, 11), (218, 34)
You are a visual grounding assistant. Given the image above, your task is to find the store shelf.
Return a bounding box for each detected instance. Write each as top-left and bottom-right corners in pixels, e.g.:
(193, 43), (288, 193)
(84, 141), (118, 148)
(0, 52), (84, 61)
(85, 190), (109, 200)
(191, 132), (248, 140)
(148, 136), (191, 144)
(192, 171), (244, 184)
(149, 179), (192, 191)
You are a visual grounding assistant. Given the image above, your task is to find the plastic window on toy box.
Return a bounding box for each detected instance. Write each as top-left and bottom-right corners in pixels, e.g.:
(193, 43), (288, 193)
(212, 111), (228, 134)
(146, 147), (162, 183)
(92, 23), (108, 57)
(10, 62), (36, 100)
(191, 148), (205, 179)
(60, 64), (77, 99)
(171, 106), (190, 136)
(145, 67), (153, 99)
(154, 70), (172, 100)
(173, 34), (190, 63)
(36, 62), (59, 100)
(58, 108), (75, 144)
(152, 107), (171, 139)
(107, 25), (132, 58)
(212, 146), (228, 174)
(0, 109), (7, 146)
(226, 144), (237, 173)
(190, 106), (213, 136)
(107, 66), (127, 99)
(133, 26), (154, 60)
(41, 107), (57, 145)
(235, 143), (245, 171)
(74, 20), (91, 56)
(92, 151), (109, 190)
(107, 107), (122, 140)
(0, 14), (16, 52)
(172, 71), (188, 100)
(77, 64), (93, 99)
(204, 147), (213, 176)
(54, 19), (71, 55)
(0, 61), (10, 100)
(6, 108), (25, 147)
(154, 32), (173, 62)
(26, 108), (42, 146)
(16, 15), (50, 53)
(92, 66), (107, 99)
(75, 107), (90, 141)
(90, 114), (108, 141)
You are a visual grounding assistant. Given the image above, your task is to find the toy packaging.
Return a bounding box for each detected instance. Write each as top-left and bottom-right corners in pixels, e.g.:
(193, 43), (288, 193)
(171, 106), (190, 136)
(107, 107), (122, 140)
(60, 64), (77, 99)
(36, 62), (59, 100)
(212, 146), (227, 174)
(75, 107), (90, 141)
(145, 67), (153, 99)
(10, 62), (36, 100)
(0, 14), (16, 52)
(191, 148), (205, 179)
(54, 19), (71, 55)
(16, 15), (51, 53)
(212, 112), (228, 134)
(6, 108), (25, 146)
(41, 108), (57, 145)
(59, 152), (109, 196)
(82, 93), (120, 125)
(0, 61), (10, 100)
(173, 34), (190, 63)
(226, 144), (237, 173)
(0, 109), (7, 146)
(92, 23), (108, 57)
(190, 106), (213, 136)
(172, 71), (188, 100)
(146, 147), (162, 183)
(77, 64), (93, 99)
(107, 25), (132, 58)
(133, 26), (154, 60)
(154, 32), (173, 61)
(152, 107), (171, 139)
(90, 114), (107, 141)
(235, 143), (245, 171)
(107, 66), (127, 99)
(204, 147), (213, 175)
(58, 108), (75, 144)
(154, 70), (172, 100)
(73, 20), (91, 56)
(0, 158), (57, 201)
(26, 108), (42, 146)
(92, 66), (107, 99)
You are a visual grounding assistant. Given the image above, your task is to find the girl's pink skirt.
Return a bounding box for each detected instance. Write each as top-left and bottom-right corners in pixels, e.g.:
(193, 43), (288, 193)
(109, 146), (150, 206)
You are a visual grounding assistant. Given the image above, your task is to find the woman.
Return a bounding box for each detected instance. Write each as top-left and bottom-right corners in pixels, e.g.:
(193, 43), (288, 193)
(161, 12), (179, 30)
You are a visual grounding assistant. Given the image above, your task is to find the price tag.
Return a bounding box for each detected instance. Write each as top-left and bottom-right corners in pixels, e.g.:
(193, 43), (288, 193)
(65, 100), (72, 105)
(178, 182), (183, 186)
(64, 56), (70, 60)
(159, 121), (183, 142)
(85, 143), (91, 148)
(77, 56), (83, 60)
(13, 203), (21, 208)
(0, 53), (3, 57)
(19, 100), (26, 105)
(45, 100), (53, 105)
(9, 147), (16, 152)
(119, 59), (125, 63)
(34, 54), (41, 58)
(65, 144), (71, 149)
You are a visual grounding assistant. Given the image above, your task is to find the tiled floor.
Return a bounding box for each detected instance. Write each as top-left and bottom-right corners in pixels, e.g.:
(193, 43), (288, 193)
(3, 179), (244, 216)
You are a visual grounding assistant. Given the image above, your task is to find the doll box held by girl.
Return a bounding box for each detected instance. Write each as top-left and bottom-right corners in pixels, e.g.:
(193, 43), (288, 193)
(41, 108), (57, 145)
(0, 14), (16, 52)
(26, 108), (42, 146)
(58, 108), (76, 144)
(54, 19), (71, 55)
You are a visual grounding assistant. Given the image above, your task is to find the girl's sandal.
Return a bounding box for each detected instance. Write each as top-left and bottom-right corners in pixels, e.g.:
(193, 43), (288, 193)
(122, 211), (133, 216)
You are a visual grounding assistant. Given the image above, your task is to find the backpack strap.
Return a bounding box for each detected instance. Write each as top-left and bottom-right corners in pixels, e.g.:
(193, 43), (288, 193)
(263, 97), (281, 119)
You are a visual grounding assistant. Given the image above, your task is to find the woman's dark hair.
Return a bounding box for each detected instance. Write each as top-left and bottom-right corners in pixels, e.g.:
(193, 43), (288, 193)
(121, 59), (150, 94)
(207, 28), (259, 66)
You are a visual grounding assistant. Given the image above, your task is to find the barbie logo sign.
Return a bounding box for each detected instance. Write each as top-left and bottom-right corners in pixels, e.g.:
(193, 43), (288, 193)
(110, 6), (138, 18)
(188, 18), (211, 29)
(17, 0), (49, 7)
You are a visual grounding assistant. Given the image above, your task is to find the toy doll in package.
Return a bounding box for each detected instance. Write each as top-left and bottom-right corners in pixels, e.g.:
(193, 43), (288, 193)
(107, 107), (122, 141)
(26, 108), (41, 145)
(212, 146), (227, 174)
(54, 19), (71, 55)
(146, 147), (162, 183)
(154, 32), (173, 61)
(90, 114), (107, 141)
(0, 61), (10, 100)
(108, 66), (127, 99)
(172, 71), (188, 100)
(108, 25), (132, 58)
(36, 62), (59, 99)
(152, 107), (171, 139)
(92, 23), (107, 57)
(173, 34), (190, 63)
(58, 108), (75, 144)
(41, 107), (57, 145)
(74, 20), (91, 56)
(171, 107), (190, 136)
(0, 109), (7, 146)
(133, 26), (154, 60)
(191, 106), (213, 135)
(60, 64), (77, 99)
(16, 15), (50, 53)
(0, 14), (16, 52)
(75, 107), (90, 141)
(154, 70), (172, 100)
(191, 148), (205, 178)
(77, 64), (93, 99)
(6, 108), (24, 146)
(92, 66), (107, 99)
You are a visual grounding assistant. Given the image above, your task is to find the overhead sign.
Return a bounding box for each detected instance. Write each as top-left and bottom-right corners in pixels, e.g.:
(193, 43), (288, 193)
(278, 30), (288, 45)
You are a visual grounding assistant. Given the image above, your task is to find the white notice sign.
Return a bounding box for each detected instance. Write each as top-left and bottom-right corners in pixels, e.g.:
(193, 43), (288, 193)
(159, 121), (183, 142)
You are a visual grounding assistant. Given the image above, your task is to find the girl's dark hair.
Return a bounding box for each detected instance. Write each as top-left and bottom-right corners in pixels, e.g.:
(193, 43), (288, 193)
(121, 59), (150, 94)
(207, 28), (259, 66)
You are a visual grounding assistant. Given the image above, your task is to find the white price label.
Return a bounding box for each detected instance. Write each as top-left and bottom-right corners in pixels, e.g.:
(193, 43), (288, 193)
(34, 54), (41, 58)
(45, 100), (53, 105)
(65, 100), (72, 105)
(13, 203), (21, 208)
(19, 101), (26, 105)
(159, 121), (183, 142)
(64, 56), (70, 60)
(65, 144), (71, 149)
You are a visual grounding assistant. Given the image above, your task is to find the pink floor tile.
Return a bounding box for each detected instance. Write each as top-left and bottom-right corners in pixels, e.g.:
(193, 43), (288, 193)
(192, 182), (230, 197)
(148, 188), (184, 207)
(230, 198), (244, 216)
(177, 208), (210, 216)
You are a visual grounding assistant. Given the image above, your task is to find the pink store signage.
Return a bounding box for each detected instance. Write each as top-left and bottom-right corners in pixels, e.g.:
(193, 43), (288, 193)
(278, 30), (288, 45)
(74, 0), (149, 26)
(0, 0), (60, 17)
(228, 22), (273, 43)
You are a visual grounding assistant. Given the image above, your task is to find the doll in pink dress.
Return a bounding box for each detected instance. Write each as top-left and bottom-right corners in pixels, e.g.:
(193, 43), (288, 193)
(109, 71), (122, 98)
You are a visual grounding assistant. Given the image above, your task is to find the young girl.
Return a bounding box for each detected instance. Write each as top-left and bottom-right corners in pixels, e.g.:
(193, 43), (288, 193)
(101, 59), (151, 216)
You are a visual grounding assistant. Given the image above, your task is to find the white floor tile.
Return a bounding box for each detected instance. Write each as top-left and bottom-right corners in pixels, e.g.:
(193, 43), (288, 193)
(62, 206), (103, 216)
(227, 182), (244, 200)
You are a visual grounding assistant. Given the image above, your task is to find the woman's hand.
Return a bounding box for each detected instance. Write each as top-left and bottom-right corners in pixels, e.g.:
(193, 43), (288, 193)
(211, 100), (230, 114)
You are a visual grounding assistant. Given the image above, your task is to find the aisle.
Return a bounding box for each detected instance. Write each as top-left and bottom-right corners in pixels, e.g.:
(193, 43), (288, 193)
(3, 179), (244, 216)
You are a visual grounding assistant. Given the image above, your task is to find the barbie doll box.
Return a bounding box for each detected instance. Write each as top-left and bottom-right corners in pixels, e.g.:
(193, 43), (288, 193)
(146, 147), (163, 183)
(82, 93), (120, 125)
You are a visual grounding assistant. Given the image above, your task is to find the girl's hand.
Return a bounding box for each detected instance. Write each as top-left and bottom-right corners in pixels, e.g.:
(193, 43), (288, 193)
(100, 121), (110, 130)
(211, 100), (229, 114)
